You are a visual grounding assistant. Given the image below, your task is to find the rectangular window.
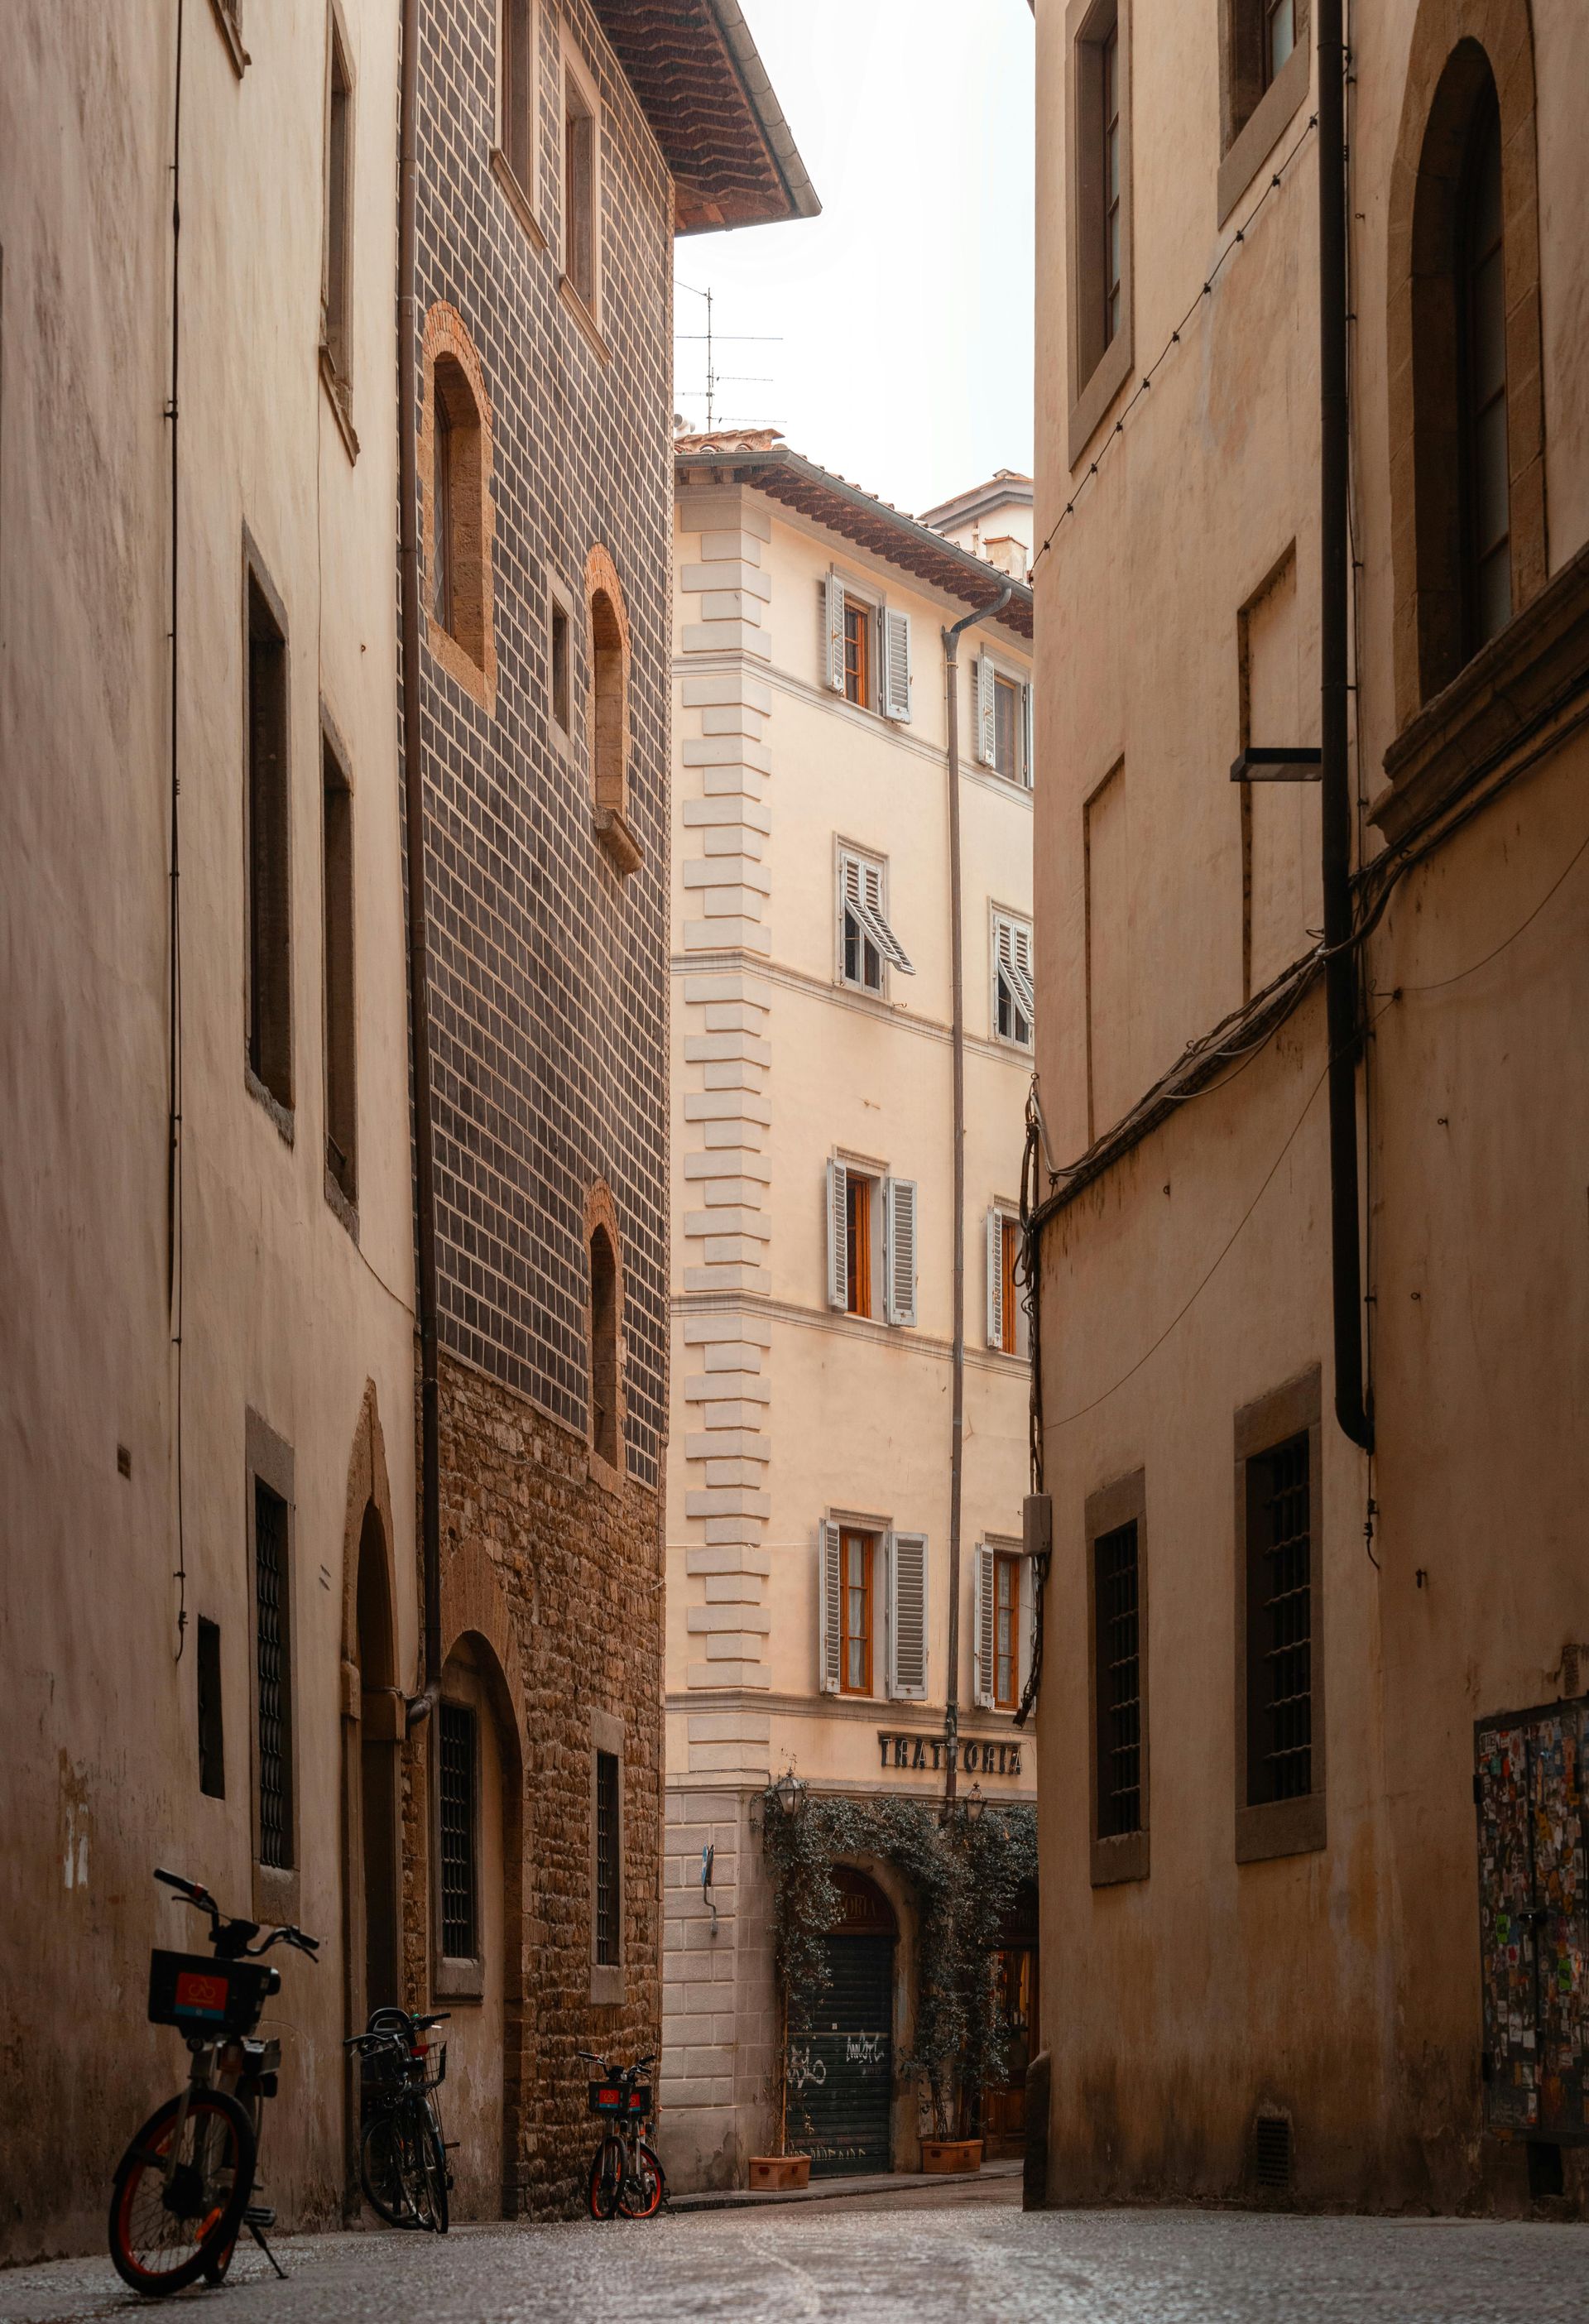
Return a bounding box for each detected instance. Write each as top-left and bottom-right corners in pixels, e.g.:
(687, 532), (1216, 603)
(841, 1529), (874, 1695)
(994, 673), (1020, 778)
(197, 1617), (225, 1799)
(254, 1479), (293, 1870)
(1094, 1520), (1140, 1837)
(550, 593), (571, 735)
(1102, 24), (1121, 347)
(323, 16), (353, 382)
(321, 732), (357, 1203)
(846, 1174), (875, 1318)
(502, 0), (535, 196)
(246, 566), (291, 1110)
(594, 1748), (620, 1966)
(1001, 1217), (1020, 1356)
(439, 1702), (478, 1958)
(1245, 1434), (1312, 1804)
(994, 1550), (1021, 1711)
(433, 396), (454, 635)
(563, 62), (597, 311)
(1264, 0), (1295, 85)
(838, 847), (913, 993)
(1068, 1), (1132, 464)
(993, 910), (1035, 1048)
(843, 598), (872, 708)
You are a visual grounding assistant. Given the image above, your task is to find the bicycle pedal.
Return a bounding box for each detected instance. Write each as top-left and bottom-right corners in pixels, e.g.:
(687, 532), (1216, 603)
(243, 2205), (276, 2228)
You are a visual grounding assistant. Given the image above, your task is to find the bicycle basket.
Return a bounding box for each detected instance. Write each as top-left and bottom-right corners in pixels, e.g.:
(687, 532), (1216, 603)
(588, 2079), (630, 2116)
(626, 2084), (652, 2119)
(147, 1949), (277, 2037)
(358, 2039), (410, 2096)
(414, 2041), (446, 2093)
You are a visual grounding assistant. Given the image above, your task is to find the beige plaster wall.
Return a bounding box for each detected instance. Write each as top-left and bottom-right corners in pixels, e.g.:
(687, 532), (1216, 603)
(0, 0), (415, 2257)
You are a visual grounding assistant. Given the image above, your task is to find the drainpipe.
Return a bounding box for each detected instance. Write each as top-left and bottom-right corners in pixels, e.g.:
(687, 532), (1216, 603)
(1318, 0), (1373, 1451)
(941, 587), (1014, 1817)
(399, 0), (444, 1726)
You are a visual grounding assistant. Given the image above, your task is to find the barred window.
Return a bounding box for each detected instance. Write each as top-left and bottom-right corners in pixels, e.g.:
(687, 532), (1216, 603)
(594, 1748), (620, 1966)
(254, 1481), (292, 1868)
(1245, 1434), (1312, 1803)
(1094, 1520), (1141, 1837)
(439, 1702), (478, 1958)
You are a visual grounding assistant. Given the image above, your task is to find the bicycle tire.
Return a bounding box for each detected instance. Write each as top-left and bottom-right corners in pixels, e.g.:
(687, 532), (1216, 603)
(617, 2140), (666, 2220)
(417, 2116), (449, 2235)
(587, 2132), (623, 2221)
(200, 2231), (238, 2287)
(361, 2110), (422, 2229)
(108, 2089), (256, 2297)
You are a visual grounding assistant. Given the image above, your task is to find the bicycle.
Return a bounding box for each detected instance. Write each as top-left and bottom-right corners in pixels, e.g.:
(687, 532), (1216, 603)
(580, 2051), (665, 2220)
(108, 1867), (319, 2295)
(345, 2004), (452, 2234)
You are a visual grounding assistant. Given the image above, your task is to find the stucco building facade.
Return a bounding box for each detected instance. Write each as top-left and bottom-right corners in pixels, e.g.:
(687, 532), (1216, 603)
(658, 440), (1039, 2192)
(1030, 0), (1589, 2216)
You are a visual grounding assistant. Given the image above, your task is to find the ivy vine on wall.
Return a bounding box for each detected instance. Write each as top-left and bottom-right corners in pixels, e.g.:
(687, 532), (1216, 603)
(760, 1788), (1039, 2145)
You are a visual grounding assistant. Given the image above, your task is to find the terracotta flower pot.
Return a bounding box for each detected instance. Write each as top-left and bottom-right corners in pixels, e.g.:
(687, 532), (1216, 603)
(748, 2154), (812, 2191)
(920, 2137), (983, 2174)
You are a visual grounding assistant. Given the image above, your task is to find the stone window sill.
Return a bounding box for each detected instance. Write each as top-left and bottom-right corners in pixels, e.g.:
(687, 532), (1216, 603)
(559, 275), (611, 367)
(1217, 40), (1310, 226)
(246, 1064), (295, 1146)
(1091, 1829), (1149, 1888)
(1236, 1793), (1326, 1865)
(435, 1956), (484, 2004)
(319, 345), (359, 464)
(593, 804), (645, 876)
(590, 1963), (624, 2008)
(208, 0), (248, 75)
(1068, 323), (1133, 471)
(324, 1165), (359, 1242)
(1372, 537), (1589, 847)
(588, 1444), (626, 1496)
(489, 149), (546, 251)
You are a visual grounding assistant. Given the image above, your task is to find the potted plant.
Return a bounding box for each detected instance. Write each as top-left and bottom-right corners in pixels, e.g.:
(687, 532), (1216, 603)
(749, 1774), (816, 2191)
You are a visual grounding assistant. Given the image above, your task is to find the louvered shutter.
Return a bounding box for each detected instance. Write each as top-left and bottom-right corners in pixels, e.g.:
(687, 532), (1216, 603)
(887, 1532), (929, 1700)
(824, 572), (847, 692)
(1020, 679), (1035, 788)
(976, 655), (996, 766)
(1018, 1555), (1034, 1697)
(853, 861), (915, 976)
(996, 915), (1037, 1028)
(972, 1544), (996, 1709)
(825, 1158), (848, 1310)
(882, 607), (912, 722)
(986, 1208), (1005, 1349)
(818, 1521), (843, 1693)
(884, 1176), (918, 1328)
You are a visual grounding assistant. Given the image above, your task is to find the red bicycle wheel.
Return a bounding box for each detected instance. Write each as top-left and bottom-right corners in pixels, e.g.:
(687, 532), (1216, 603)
(587, 2133), (622, 2220)
(618, 2141), (665, 2220)
(108, 2090), (256, 2295)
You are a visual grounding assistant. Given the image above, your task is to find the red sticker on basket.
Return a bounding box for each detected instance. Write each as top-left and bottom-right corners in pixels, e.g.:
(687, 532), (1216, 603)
(175, 1971), (229, 2015)
(598, 2086), (622, 2107)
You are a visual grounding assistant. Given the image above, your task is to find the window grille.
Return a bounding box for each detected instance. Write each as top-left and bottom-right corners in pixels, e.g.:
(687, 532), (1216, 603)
(197, 1617), (225, 1800)
(439, 1702), (478, 1957)
(1246, 1433), (1312, 1803)
(1255, 2113), (1292, 2189)
(594, 1749), (620, 1966)
(254, 1481), (291, 1868)
(1094, 1520), (1141, 1836)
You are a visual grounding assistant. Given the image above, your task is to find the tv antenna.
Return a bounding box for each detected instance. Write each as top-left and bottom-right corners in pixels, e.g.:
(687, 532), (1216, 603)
(676, 279), (780, 432)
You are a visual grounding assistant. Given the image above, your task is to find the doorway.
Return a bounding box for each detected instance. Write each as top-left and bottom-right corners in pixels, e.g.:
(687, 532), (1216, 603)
(355, 1502), (401, 2012)
(790, 1867), (896, 2178)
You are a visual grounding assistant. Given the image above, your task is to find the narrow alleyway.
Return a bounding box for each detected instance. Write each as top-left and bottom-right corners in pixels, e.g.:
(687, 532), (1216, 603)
(2, 2187), (1586, 2324)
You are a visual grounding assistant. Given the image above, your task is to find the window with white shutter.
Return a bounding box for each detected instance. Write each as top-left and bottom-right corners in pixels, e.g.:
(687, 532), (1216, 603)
(882, 607), (912, 722)
(1018, 1555), (1035, 1700)
(975, 655), (997, 767)
(992, 910), (1035, 1049)
(883, 1176), (918, 1328)
(823, 571), (847, 693)
(987, 1207), (1027, 1356)
(972, 1544), (997, 1710)
(1021, 679), (1035, 789)
(838, 847), (915, 992)
(887, 1531), (929, 1699)
(818, 1520), (843, 1693)
(986, 1208), (1006, 1351)
(825, 1158), (849, 1310)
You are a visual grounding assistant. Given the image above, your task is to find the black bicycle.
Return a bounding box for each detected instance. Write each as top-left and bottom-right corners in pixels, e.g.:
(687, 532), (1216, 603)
(108, 1868), (319, 2295)
(346, 2005), (452, 2233)
(581, 2052), (665, 2220)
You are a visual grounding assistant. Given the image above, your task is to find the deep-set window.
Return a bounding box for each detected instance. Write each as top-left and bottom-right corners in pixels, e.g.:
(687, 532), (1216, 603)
(254, 1480), (293, 1869)
(501, 0), (536, 202)
(563, 54), (598, 312)
(841, 1529), (875, 1695)
(550, 593), (571, 735)
(246, 564), (292, 1110)
(1244, 1433), (1313, 1804)
(439, 1702), (478, 1958)
(589, 1223), (620, 1469)
(1094, 1520), (1141, 1837)
(320, 731), (357, 1203)
(1264, 0), (1295, 85)
(593, 1749), (620, 1966)
(1458, 87), (1510, 658)
(1068, 0), (1133, 461)
(322, 12), (353, 385)
(1102, 22), (1121, 347)
(197, 1617), (225, 1799)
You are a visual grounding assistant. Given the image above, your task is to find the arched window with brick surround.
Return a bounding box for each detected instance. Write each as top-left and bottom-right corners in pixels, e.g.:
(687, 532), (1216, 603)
(585, 544), (641, 875)
(585, 1184), (624, 1480)
(1388, 1), (1546, 727)
(422, 304), (497, 712)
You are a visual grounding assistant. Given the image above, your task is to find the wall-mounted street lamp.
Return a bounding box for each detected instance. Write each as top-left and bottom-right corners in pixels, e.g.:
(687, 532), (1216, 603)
(773, 1768), (807, 1820)
(963, 1783), (987, 1826)
(1230, 746), (1323, 783)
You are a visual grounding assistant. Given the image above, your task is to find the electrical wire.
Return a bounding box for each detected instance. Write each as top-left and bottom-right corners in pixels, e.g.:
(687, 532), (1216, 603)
(1377, 819), (1589, 996)
(1028, 110), (1320, 588)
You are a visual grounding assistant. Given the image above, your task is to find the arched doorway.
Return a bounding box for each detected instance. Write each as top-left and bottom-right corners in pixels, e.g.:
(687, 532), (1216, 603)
(985, 1878), (1039, 2156)
(355, 1502), (401, 2011)
(790, 1868), (898, 2179)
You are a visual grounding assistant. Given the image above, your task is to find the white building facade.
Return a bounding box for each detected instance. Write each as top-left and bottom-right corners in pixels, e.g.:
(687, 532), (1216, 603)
(659, 438), (1039, 2191)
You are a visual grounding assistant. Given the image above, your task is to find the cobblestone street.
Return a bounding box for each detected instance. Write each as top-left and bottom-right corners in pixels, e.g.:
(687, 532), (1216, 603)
(2, 2187), (1587, 2324)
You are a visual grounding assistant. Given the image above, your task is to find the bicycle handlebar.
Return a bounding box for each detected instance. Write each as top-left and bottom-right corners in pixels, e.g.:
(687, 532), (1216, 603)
(151, 1869), (319, 1957)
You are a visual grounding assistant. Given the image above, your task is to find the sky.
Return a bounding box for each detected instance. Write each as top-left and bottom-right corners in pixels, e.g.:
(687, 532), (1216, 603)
(674, 0), (1035, 521)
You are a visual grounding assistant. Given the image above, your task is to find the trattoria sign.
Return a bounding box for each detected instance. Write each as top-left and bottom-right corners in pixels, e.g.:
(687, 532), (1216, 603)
(876, 1731), (1024, 1778)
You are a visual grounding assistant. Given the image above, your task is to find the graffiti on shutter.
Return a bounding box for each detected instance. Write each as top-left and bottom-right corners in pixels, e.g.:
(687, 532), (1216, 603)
(1475, 1699), (1589, 2139)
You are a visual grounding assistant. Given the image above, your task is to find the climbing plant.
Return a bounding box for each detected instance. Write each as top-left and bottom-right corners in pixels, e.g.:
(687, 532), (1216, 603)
(760, 1787), (1038, 2145)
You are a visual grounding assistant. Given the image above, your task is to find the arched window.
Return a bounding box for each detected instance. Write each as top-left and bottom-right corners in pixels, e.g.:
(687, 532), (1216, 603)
(588, 1223), (620, 1472)
(1389, 6), (1545, 727)
(422, 305), (497, 711)
(584, 544), (641, 874)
